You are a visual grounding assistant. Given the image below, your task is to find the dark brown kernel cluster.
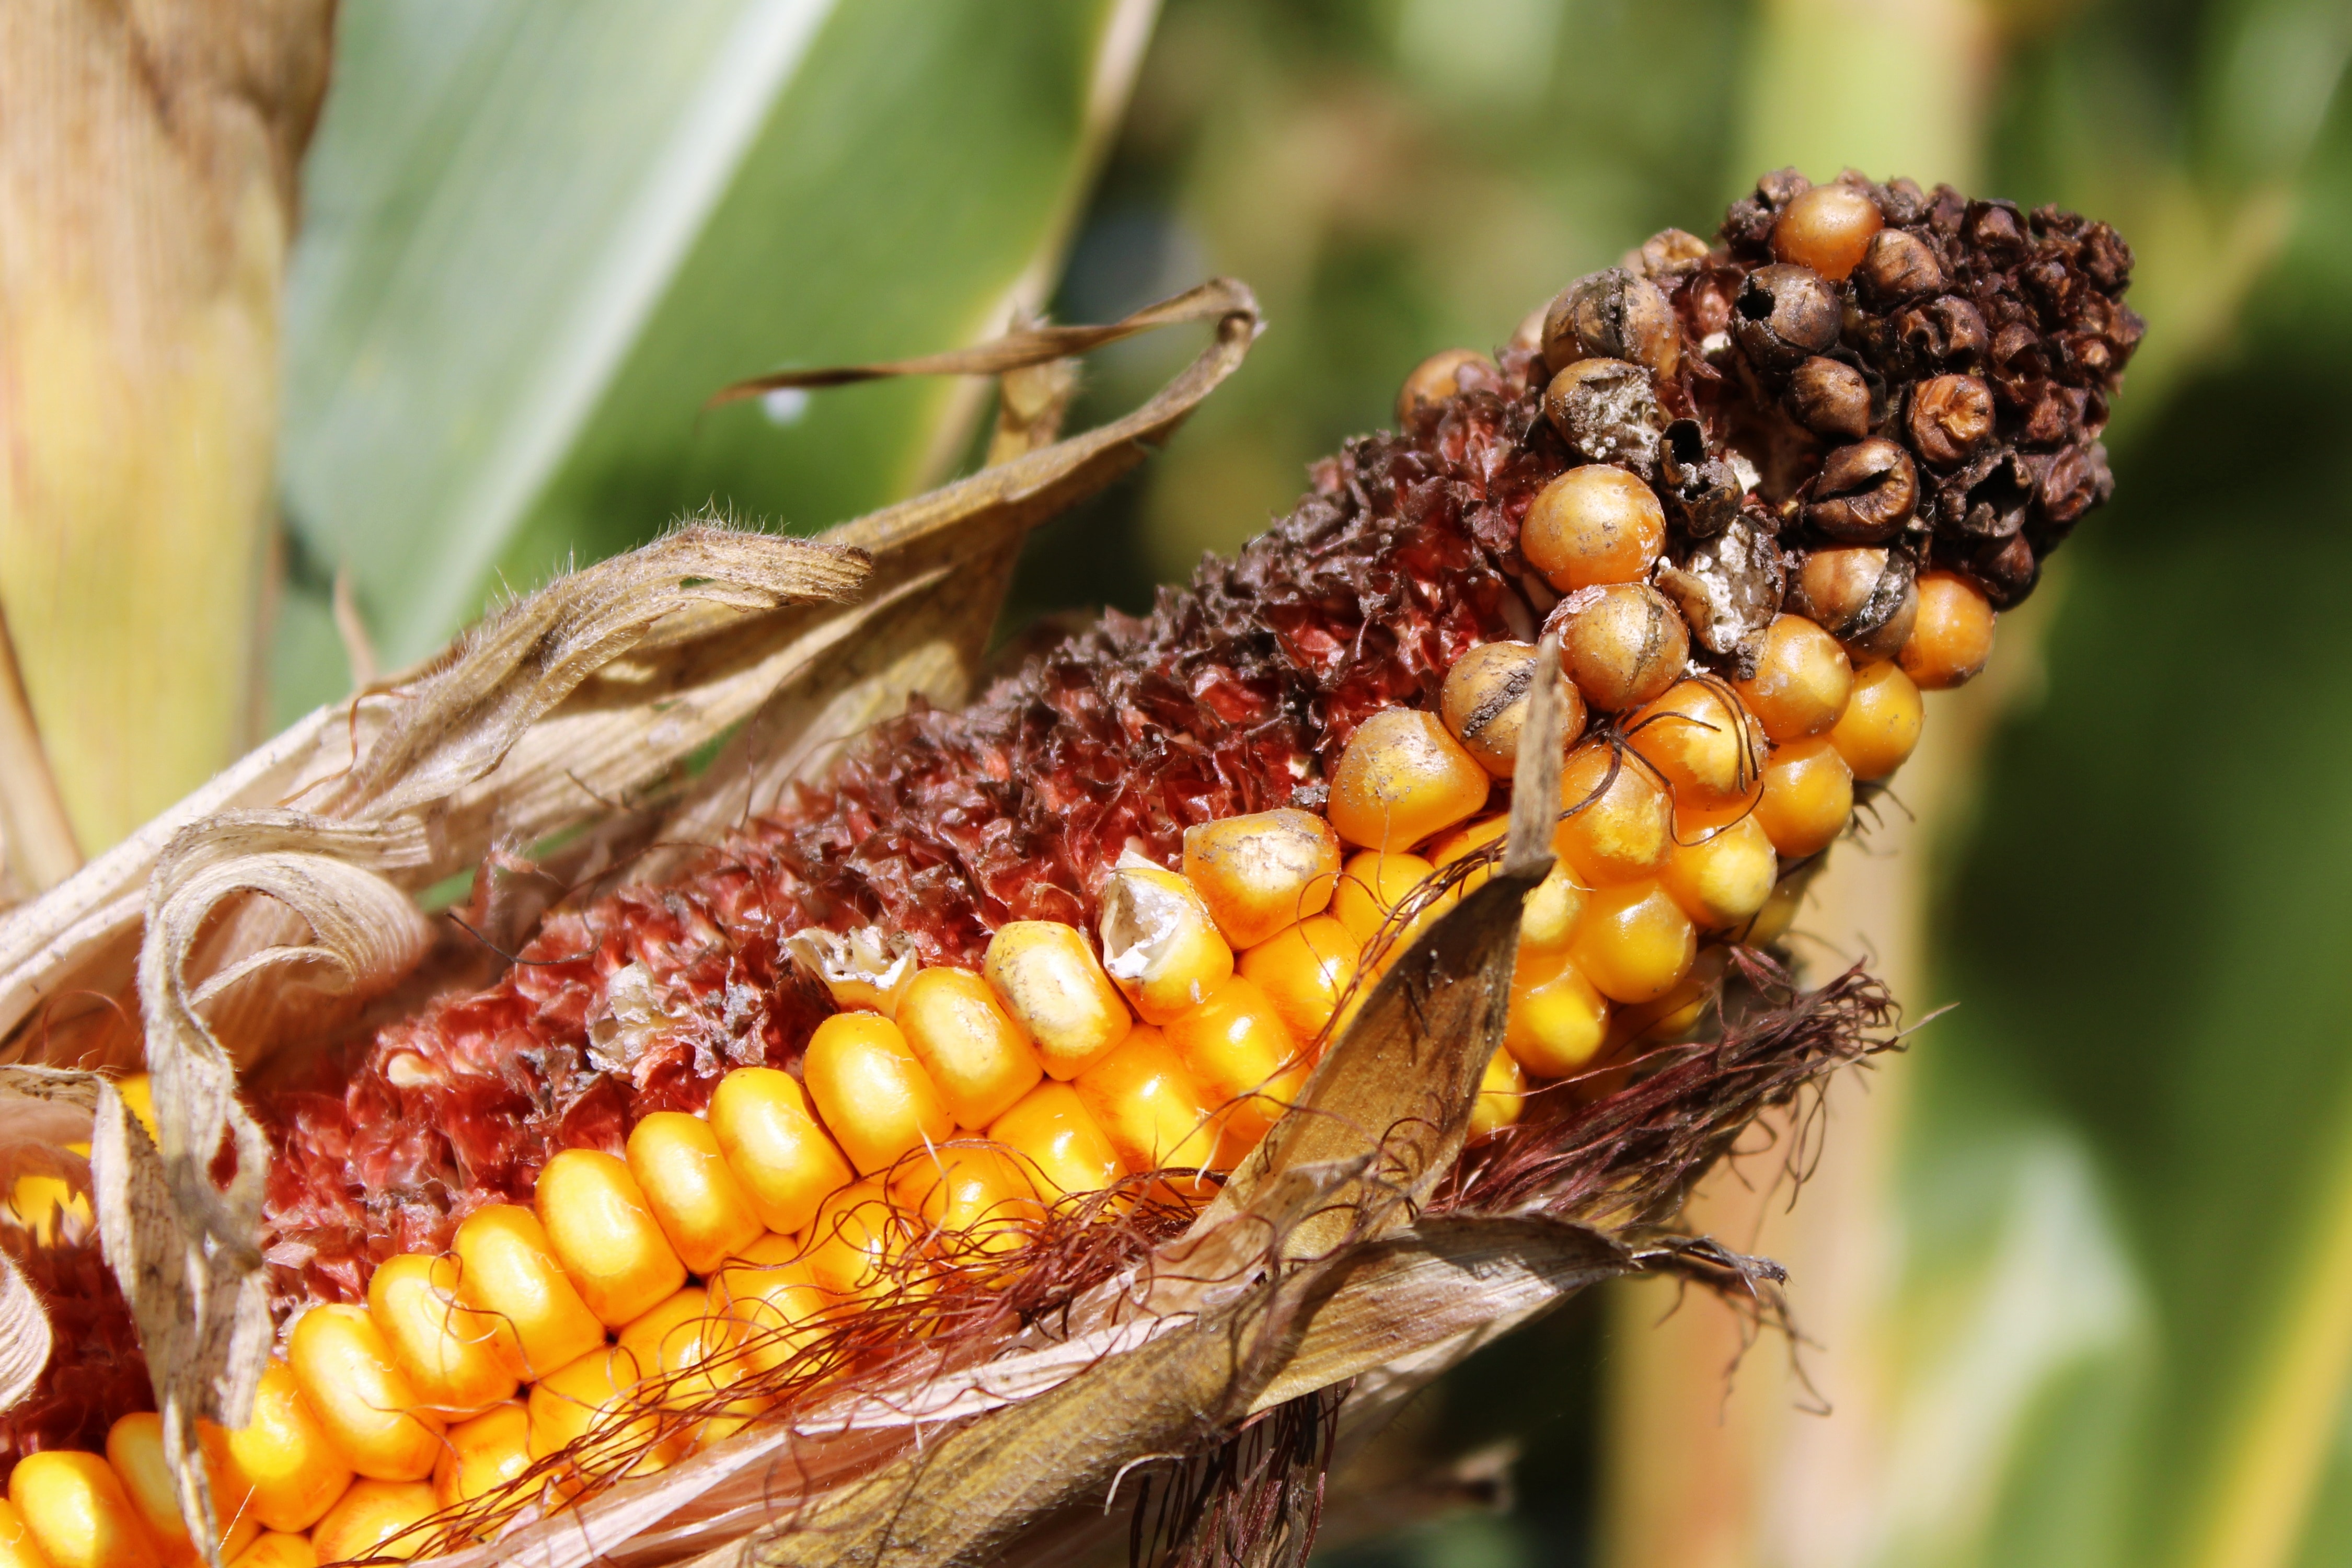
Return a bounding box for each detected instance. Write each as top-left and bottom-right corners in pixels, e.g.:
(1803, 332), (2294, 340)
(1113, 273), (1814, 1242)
(1713, 168), (2138, 605)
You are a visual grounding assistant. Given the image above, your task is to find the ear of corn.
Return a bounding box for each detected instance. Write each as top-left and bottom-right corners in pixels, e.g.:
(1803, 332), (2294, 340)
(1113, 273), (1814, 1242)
(0, 171), (2138, 1565)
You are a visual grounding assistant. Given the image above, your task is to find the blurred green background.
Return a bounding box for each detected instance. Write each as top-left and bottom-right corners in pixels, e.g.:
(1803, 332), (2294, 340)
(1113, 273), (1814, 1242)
(264, 2), (2352, 1565)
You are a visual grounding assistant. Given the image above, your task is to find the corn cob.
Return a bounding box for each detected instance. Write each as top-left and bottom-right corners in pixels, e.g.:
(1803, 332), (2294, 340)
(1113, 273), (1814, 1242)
(0, 169), (2138, 1565)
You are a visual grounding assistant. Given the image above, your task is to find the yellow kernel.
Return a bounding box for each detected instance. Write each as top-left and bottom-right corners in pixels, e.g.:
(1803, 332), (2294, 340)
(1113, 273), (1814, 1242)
(104, 1414), (257, 1568)
(627, 1111), (766, 1275)
(1181, 809), (1342, 949)
(1236, 917), (1360, 1044)
(535, 1149), (689, 1329)
(707, 1068), (855, 1237)
(1829, 659), (1922, 780)
(10, 1451), (156, 1568)
(1521, 465), (1666, 591)
(988, 1084), (1124, 1203)
(779, 925), (918, 1017)
(889, 1140), (1046, 1259)
(431, 1401), (534, 1523)
(309, 1479), (437, 1563)
(1741, 869), (1812, 948)
(1570, 881), (1697, 1004)
(895, 969), (1043, 1128)
(1734, 615), (1854, 741)
(617, 1289), (753, 1414)
(1504, 948), (1611, 1078)
(0, 1502), (53, 1568)
(287, 1305), (445, 1482)
(221, 1360), (352, 1532)
(1518, 863), (1591, 954)
(1327, 709), (1490, 852)
(1627, 679), (1763, 806)
(801, 1012), (956, 1177)
(366, 1254), (518, 1419)
(1607, 946), (1728, 1050)
(227, 1536), (313, 1568)
(1754, 737), (1854, 858)
(1331, 850), (1446, 950)
(707, 1234), (831, 1376)
(1429, 815), (1506, 895)
(1555, 744), (1672, 885)
(1470, 1047), (1527, 1137)
(801, 1180), (917, 1302)
(1073, 1026), (1220, 1187)
(1898, 571), (1995, 689)
(1661, 814), (1778, 929)
(1164, 976), (1307, 1155)
(114, 1075), (157, 1141)
(1098, 858), (1236, 1025)
(982, 923), (1133, 1080)
(526, 1346), (671, 1483)
(1396, 347), (1493, 424)
(448, 1205), (604, 1383)
(7, 1169), (88, 1247)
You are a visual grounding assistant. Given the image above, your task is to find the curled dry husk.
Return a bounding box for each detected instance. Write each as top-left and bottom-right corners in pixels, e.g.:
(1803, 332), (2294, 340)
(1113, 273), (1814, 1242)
(0, 281), (1893, 1567)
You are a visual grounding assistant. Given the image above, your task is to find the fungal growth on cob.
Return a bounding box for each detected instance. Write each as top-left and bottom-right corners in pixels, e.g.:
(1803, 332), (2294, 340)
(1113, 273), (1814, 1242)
(0, 168), (2138, 1568)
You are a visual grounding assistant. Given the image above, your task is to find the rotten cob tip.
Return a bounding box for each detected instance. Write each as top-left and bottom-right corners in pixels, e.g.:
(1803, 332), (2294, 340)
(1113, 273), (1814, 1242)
(0, 166), (2136, 1567)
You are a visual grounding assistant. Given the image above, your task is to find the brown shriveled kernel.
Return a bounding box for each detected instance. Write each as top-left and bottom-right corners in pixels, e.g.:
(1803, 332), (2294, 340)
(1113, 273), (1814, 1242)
(1440, 640), (1585, 778)
(1830, 659), (1924, 779)
(1907, 373), (1996, 466)
(1544, 359), (1666, 475)
(1625, 679), (1762, 806)
(1771, 182), (1884, 280)
(1733, 615), (1854, 742)
(1898, 570), (1996, 688)
(1635, 227), (1711, 280)
(1522, 466), (1666, 592)
(1791, 546), (1918, 662)
(1654, 515), (1782, 668)
(1853, 226), (1945, 304)
(1805, 438), (1918, 543)
(1396, 348), (1494, 426)
(1543, 268), (1681, 378)
(1655, 419), (1741, 539)
(1731, 263), (1841, 374)
(1786, 356), (1872, 441)
(1895, 295), (1989, 372)
(1557, 584), (1689, 713)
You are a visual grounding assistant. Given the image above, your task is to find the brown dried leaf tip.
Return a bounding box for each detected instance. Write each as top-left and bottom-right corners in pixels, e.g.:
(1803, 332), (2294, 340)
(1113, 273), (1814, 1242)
(0, 174), (2136, 1568)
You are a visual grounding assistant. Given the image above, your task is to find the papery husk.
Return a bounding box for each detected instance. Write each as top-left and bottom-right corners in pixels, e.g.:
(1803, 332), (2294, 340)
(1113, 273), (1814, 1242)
(0, 281), (1888, 1567)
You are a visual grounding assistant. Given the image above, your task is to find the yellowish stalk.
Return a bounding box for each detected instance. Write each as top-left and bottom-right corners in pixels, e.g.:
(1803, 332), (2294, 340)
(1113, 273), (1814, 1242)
(2177, 1072), (2352, 1568)
(0, 607), (80, 893)
(0, 2), (330, 858)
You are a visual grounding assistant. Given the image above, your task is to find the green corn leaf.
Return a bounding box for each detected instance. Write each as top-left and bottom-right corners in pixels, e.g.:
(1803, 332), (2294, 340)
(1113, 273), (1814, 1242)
(274, 0), (1152, 724)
